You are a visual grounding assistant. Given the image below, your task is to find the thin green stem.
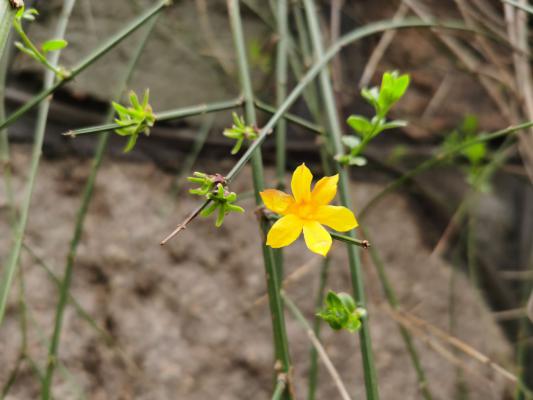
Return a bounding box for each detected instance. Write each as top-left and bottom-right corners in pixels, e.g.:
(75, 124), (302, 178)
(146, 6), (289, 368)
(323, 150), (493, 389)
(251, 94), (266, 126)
(359, 121), (533, 219)
(275, 0), (288, 188)
(0, 0), (76, 329)
(0, 0), (170, 132)
(363, 227), (433, 399)
(254, 99), (324, 134)
(65, 96), (243, 137)
(41, 12), (161, 399)
(12, 19), (66, 77)
(282, 292), (351, 400)
(272, 376), (288, 400)
(0, 1), (14, 60)
(307, 257), (330, 400)
(227, 1), (292, 398)
(302, 1), (379, 398)
(0, 13), (15, 228)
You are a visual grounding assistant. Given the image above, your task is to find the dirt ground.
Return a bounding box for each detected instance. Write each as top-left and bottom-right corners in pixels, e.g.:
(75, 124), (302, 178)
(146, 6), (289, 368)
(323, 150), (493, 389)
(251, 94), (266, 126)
(0, 146), (513, 399)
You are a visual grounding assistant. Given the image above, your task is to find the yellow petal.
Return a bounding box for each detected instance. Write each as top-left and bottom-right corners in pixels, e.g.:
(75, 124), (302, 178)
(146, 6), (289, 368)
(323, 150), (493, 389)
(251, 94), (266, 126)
(303, 221), (332, 256)
(266, 214), (303, 248)
(260, 189), (294, 214)
(314, 205), (358, 232)
(311, 174), (339, 205)
(291, 163), (313, 202)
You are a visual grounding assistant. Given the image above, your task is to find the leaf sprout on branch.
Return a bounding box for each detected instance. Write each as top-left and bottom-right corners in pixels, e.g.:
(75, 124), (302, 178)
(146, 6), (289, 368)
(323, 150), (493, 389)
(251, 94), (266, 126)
(316, 290), (367, 333)
(317, 290), (366, 333)
(338, 71), (410, 166)
(12, 6), (70, 79)
(223, 112), (258, 154)
(188, 172), (244, 227)
(112, 89), (156, 152)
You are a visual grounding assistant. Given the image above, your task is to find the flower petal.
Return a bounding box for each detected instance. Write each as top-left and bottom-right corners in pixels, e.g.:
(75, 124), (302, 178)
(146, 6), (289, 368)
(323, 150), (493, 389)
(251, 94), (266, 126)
(303, 221), (332, 256)
(314, 205), (358, 232)
(311, 174), (339, 205)
(266, 214), (303, 248)
(260, 189), (294, 215)
(291, 163), (313, 202)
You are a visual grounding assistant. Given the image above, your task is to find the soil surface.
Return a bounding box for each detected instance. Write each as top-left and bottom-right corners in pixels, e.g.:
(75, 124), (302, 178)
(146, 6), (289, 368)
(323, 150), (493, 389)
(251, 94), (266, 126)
(0, 146), (512, 400)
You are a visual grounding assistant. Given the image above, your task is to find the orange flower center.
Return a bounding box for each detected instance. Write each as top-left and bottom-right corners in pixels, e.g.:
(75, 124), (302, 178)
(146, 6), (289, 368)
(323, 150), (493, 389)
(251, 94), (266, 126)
(292, 201), (317, 220)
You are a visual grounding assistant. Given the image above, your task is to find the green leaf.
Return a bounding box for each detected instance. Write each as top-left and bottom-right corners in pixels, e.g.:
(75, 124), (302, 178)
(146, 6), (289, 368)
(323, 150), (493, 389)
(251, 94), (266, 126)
(123, 134), (139, 153)
(460, 114), (478, 136)
(337, 292), (356, 313)
(341, 135), (361, 149)
(14, 41), (37, 59)
(325, 291), (343, 309)
(15, 7), (25, 20)
(129, 91), (141, 109)
(462, 141), (486, 165)
(41, 39), (68, 53)
(347, 115), (373, 136)
(361, 87), (379, 110)
(379, 119), (408, 132)
(377, 71), (410, 115)
(347, 156), (367, 167)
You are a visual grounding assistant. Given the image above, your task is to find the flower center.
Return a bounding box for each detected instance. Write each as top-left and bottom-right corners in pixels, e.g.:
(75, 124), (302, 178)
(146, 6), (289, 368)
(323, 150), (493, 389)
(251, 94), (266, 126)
(294, 201), (316, 220)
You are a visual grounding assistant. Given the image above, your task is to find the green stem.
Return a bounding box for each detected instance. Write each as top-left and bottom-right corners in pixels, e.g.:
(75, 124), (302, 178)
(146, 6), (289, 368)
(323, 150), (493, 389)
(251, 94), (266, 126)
(282, 292), (351, 400)
(0, 1), (14, 60)
(0, 0), (76, 329)
(0, 12), (15, 228)
(272, 376), (288, 400)
(254, 99), (323, 134)
(275, 0), (288, 188)
(0, 0), (170, 132)
(65, 97), (243, 137)
(363, 227), (433, 399)
(359, 120), (533, 219)
(307, 257), (330, 400)
(302, 1), (380, 398)
(12, 19), (65, 77)
(227, 1), (292, 398)
(40, 12), (161, 399)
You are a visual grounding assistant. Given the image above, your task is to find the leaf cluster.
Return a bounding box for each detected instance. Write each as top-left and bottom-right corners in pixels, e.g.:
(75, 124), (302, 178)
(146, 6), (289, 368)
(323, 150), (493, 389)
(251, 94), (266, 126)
(317, 291), (365, 333)
(223, 113), (258, 154)
(188, 172), (244, 227)
(442, 115), (489, 190)
(112, 89), (156, 152)
(338, 71), (409, 166)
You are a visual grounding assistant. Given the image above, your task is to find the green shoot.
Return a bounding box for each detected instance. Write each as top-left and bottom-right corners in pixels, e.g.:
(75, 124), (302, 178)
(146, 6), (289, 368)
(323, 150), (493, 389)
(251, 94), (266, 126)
(12, 6), (70, 79)
(317, 290), (366, 333)
(223, 112), (258, 154)
(112, 89), (156, 152)
(187, 172), (244, 227)
(338, 71), (409, 166)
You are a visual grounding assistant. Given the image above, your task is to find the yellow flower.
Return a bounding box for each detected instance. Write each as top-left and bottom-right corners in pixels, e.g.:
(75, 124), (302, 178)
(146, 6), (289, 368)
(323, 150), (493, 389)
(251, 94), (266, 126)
(260, 163), (358, 256)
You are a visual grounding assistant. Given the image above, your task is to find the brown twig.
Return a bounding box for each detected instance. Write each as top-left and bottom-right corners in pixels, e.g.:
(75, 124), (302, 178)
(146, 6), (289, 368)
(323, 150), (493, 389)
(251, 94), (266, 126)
(160, 202), (209, 245)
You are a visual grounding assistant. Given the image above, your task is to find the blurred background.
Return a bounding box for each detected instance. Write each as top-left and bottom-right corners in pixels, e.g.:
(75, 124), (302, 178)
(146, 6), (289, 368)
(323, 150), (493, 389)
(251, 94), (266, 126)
(1, 0), (532, 399)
